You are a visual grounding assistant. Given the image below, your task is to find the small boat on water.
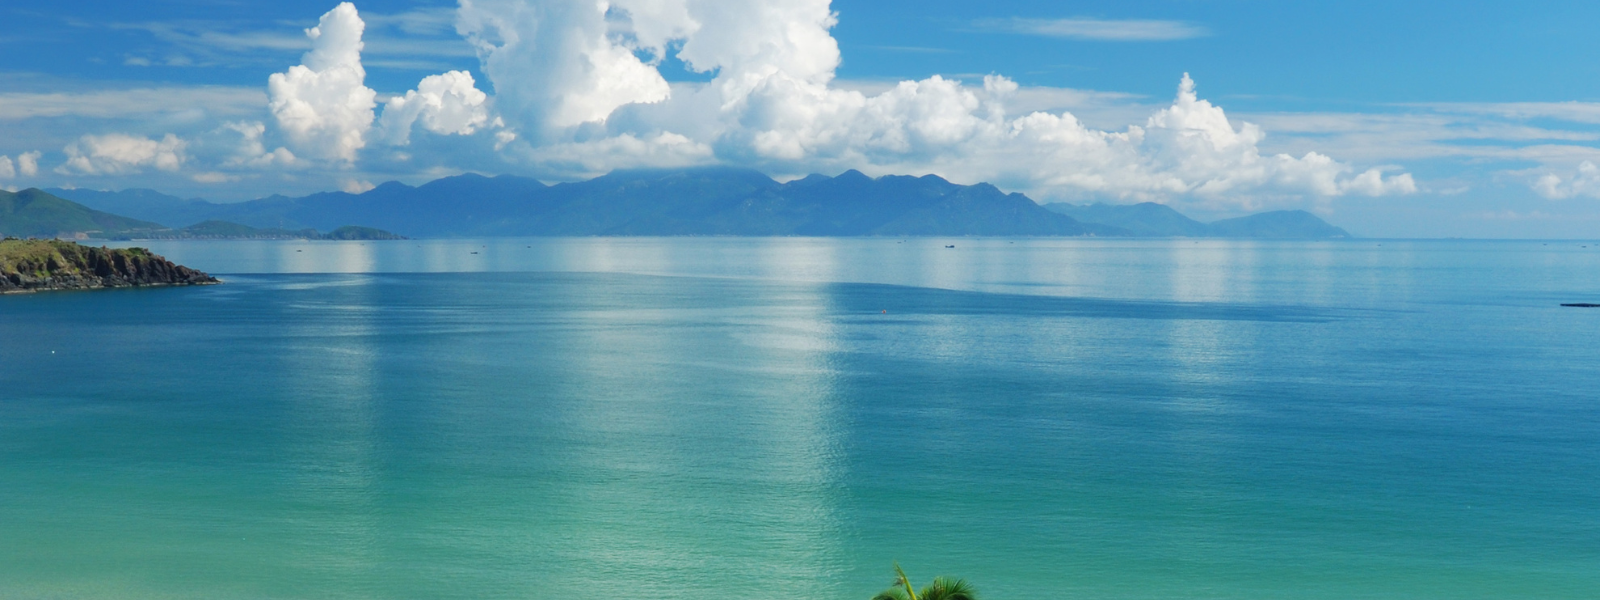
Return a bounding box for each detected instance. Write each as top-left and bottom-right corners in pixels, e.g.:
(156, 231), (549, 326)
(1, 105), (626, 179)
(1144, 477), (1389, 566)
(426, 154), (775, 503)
(1561, 303), (1599, 307)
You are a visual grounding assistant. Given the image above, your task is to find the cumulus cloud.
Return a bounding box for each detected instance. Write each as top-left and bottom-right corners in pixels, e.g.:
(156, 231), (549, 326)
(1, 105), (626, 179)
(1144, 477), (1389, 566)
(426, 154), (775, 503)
(0, 151), (43, 180)
(377, 70), (491, 145)
(453, 0), (1413, 209)
(268, 2), (378, 162)
(456, 0), (673, 134)
(17, 151), (39, 177)
(1533, 161), (1600, 199)
(340, 178), (376, 193)
(56, 134), (186, 175)
(0, 151), (41, 179)
(220, 121), (298, 168)
(265, 3), (493, 161)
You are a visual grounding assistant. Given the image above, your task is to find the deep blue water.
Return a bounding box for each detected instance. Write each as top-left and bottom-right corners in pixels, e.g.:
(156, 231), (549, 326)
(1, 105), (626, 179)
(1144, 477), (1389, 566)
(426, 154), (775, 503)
(2, 238), (1598, 599)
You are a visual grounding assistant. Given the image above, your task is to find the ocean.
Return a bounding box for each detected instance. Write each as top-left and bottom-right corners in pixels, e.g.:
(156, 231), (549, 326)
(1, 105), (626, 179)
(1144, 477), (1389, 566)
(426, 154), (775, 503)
(2, 237), (1598, 599)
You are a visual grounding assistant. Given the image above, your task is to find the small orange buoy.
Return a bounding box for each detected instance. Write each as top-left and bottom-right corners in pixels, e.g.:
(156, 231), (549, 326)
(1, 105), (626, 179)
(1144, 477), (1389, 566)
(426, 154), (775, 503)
(882, 310), (887, 313)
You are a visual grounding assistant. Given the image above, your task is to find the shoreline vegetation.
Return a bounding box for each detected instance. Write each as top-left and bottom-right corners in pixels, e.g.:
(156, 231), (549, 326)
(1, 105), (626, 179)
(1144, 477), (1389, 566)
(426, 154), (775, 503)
(0, 238), (218, 294)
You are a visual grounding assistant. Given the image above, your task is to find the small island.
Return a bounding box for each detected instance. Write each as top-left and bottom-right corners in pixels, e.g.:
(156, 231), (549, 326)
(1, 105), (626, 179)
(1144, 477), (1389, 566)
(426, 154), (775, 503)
(1, 238), (218, 294)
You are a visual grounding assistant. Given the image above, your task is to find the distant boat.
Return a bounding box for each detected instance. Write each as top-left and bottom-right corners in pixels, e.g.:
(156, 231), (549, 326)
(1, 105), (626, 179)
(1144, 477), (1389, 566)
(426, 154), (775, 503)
(945, 245), (955, 248)
(1561, 303), (1599, 307)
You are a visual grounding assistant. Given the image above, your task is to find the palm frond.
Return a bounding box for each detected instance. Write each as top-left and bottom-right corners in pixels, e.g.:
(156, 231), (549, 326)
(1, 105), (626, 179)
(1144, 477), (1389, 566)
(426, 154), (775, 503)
(893, 563), (918, 600)
(872, 589), (913, 600)
(920, 576), (977, 600)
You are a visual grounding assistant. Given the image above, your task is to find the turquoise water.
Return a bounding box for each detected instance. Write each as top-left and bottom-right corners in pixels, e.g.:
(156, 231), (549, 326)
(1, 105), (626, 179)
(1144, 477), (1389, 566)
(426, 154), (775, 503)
(3, 238), (1599, 599)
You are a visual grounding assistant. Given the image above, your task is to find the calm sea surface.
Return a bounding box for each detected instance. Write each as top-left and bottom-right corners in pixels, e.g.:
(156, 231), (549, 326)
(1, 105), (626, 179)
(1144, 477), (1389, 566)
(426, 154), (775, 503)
(3, 238), (1598, 599)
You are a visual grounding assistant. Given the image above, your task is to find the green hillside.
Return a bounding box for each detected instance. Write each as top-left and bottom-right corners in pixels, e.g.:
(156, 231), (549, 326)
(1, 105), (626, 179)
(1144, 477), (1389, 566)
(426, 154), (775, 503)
(0, 188), (167, 238)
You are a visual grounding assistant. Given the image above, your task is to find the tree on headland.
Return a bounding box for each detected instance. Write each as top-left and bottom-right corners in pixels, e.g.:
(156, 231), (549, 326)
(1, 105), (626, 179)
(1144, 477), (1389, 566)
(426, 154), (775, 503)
(872, 564), (978, 600)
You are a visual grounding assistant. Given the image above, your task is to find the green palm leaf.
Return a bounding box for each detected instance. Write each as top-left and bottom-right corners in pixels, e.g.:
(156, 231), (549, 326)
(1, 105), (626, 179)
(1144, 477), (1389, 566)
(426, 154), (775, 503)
(920, 576), (977, 600)
(872, 566), (977, 600)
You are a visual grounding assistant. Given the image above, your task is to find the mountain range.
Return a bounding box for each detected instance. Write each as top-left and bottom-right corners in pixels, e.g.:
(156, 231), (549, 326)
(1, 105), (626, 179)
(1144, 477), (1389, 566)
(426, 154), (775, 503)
(1, 189), (401, 240)
(36, 167), (1353, 239)
(1042, 202), (1351, 239)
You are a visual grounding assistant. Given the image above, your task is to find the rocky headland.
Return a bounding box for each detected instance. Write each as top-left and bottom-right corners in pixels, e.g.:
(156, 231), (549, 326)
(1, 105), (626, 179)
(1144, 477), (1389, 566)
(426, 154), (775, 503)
(0, 238), (218, 294)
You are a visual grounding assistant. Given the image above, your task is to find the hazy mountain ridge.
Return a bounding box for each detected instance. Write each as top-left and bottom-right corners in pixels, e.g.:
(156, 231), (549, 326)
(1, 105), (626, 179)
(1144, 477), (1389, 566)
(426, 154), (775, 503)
(49, 169), (1352, 239)
(6, 189), (403, 241)
(1043, 202), (1352, 239)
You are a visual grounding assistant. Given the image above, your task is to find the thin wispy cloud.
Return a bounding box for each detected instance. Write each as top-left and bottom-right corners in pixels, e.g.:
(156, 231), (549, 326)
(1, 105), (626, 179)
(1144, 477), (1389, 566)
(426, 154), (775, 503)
(95, 8), (473, 70)
(0, 86), (266, 120)
(859, 45), (959, 54)
(977, 17), (1209, 41)
(1407, 101), (1600, 125)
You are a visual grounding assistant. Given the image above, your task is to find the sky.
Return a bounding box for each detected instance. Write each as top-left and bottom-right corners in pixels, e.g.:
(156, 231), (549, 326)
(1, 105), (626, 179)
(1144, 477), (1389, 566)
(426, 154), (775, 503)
(3, 0), (1600, 238)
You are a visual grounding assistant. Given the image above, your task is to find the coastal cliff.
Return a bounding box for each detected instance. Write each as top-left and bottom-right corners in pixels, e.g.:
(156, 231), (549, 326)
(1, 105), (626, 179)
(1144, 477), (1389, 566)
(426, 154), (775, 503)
(0, 238), (218, 294)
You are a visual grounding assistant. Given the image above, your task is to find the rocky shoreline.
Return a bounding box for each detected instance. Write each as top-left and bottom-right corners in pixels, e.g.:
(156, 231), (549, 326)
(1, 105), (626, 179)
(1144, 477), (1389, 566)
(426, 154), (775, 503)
(1, 239), (218, 294)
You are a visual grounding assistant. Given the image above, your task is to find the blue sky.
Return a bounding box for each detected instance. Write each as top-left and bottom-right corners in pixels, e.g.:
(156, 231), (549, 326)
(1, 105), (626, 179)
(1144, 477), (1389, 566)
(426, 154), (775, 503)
(4, 0), (1600, 237)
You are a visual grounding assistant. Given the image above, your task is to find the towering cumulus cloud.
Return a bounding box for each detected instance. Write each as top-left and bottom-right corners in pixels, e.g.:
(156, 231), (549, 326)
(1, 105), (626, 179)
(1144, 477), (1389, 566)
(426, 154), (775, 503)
(455, 0), (1414, 208)
(377, 71), (492, 145)
(268, 2), (378, 162)
(264, 3), (492, 161)
(457, 0), (671, 135)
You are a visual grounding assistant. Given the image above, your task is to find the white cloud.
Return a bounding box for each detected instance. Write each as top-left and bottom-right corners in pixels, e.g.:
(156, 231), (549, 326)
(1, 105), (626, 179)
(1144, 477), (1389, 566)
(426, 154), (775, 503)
(219, 121), (298, 168)
(56, 134), (187, 175)
(1342, 168), (1417, 196)
(17, 151), (39, 176)
(377, 70), (491, 145)
(1533, 161), (1600, 200)
(340, 178), (376, 193)
(450, 0), (1411, 210)
(0, 151), (39, 179)
(456, 0), (672, 133)
(976, 17), (1210, 41)
(268, 2), (378, 162)
(515, 131), (715, 175)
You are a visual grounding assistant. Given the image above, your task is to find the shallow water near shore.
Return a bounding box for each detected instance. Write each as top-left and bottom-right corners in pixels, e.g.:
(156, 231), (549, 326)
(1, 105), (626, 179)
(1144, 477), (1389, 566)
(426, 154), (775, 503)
(3, 238), (1599, 599)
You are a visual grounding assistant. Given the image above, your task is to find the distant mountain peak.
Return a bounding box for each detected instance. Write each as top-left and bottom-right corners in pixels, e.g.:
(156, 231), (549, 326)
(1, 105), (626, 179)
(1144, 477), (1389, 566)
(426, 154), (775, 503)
(368, 181), (413, 194)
